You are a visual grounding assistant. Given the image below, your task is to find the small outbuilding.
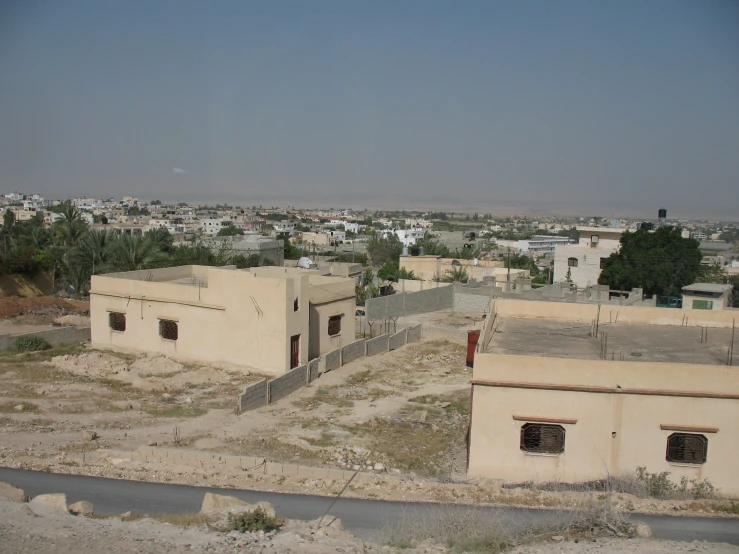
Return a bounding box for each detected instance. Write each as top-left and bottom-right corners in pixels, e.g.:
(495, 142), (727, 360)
(681, 283), (733, 311)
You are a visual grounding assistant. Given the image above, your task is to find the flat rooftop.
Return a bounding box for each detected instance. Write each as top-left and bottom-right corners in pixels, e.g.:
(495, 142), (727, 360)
(484, 317), (733, 366)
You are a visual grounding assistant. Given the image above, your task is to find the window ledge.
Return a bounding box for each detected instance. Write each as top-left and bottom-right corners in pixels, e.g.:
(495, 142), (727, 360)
(110, 330), (125, 333)
(159, 338), (177, 342)
(668, 462), (705, 468)
(522, 451), (562, 458)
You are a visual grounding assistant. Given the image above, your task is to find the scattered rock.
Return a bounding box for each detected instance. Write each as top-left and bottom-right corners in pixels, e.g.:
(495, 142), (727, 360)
(551, 535), (565, 542)
(14, 405), (23, 411)
(29, 493), (69, 513)
(0, 482), (26, 502)
(161, 393), (173, 401)
(120, 511), (132, 519)
(373, 463), (386, 472)
(81, 430), (98, 441)
(634, 523), (652, 538)
(200, 493), (249, 513)
(68, 500), (94, 516)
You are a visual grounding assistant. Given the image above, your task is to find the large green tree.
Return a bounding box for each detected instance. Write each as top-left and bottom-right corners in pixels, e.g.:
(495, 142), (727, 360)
(598, 227), (702, 297)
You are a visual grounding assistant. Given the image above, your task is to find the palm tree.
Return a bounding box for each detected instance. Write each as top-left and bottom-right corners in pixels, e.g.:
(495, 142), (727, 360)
(442, 266), (469, 283)
(70, 229), (115, 275)
(108, 233), (162, 271)
(53, 201), (87, 247)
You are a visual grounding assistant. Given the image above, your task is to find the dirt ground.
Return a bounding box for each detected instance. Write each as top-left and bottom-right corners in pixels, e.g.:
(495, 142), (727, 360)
(4, 496), (737, 554)
(0, 296), (90, 329)
(0, 308), (737, 520)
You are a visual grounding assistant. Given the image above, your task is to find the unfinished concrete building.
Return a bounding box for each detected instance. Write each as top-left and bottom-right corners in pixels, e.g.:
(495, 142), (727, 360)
(468, 298), (739, 495)
(90, 265), (356, 376)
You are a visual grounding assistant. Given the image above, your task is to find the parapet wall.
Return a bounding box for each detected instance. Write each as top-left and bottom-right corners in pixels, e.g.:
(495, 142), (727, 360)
(492, 298), (738, 328)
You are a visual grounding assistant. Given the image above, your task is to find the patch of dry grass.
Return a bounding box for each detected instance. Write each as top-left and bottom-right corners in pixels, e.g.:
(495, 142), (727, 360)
(145, 405), (207, 418)
(119, 512), (211, 526)
(0, 402), (40, 413)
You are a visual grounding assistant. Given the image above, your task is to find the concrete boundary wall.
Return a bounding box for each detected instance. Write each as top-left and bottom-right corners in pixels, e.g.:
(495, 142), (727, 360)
(308, 358), (320, 383)
(366, 286), (453, 319)
(494, 298), (738, 328)
(389, 328), (408, 351)
(341, 339), (366, 366)
(0, 326), (91, 351)
(324, 348), (342, 372)
(237, 379), (268, 412)
(238, 326), (422, 412)
(268, 364), (307, 403)
(407, 324), (422, 343)
(365, 334), (389, 357)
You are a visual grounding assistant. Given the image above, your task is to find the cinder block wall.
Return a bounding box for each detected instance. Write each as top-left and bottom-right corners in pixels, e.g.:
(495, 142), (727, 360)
(341, 339), (366, 365)
(365, 334), (389, 356)
(268, 364), (307, 403)
(389, 328), (408, 351)
(238, 379), (268, 412)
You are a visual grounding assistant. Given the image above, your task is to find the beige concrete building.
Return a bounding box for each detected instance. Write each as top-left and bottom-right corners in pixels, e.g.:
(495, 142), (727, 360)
(468, 299), (739, 496)
(552, 227), (627, 288)
(681, 283), (734, 311)
(399, 255), (527, 283)
(90, 265), (356, 376)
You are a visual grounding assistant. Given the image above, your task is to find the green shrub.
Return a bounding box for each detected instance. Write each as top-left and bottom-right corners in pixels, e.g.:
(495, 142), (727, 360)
(635, 466), (716, 499)
(13, 335), (51, 352)
(227, 508), (283, 533)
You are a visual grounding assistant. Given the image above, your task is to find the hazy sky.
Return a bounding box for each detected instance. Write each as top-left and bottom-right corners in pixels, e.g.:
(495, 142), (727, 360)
(1, 1), (737, 218)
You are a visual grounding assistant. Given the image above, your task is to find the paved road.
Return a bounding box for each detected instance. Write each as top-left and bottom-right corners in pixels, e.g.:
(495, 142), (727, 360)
(1, 467), (738, 545)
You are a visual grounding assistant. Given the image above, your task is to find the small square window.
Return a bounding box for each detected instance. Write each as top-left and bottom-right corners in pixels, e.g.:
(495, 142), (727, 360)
(567, 257), (578, 267)
(159, 319), (178, 340)
(600, 257), (608, 269)
(109, 312), (126, 332)
(520, 423), (565, 454)
(328, 315), (342, 336)
(666, 433), (707, 464)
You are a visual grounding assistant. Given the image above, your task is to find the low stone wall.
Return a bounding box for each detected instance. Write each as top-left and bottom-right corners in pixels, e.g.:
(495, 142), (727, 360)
(324, 348), (342, 372)
(341, 339), (366, 366)
(308, 358), (320, 383)
(0, 326), (91, 351)
(268, 364), (307, 404)
(365, 334), (389, 357)
(406, 324), (422, 343)
(237, 379), (268, 412)
(238, 327), (421, 411)
(389, 328), (408, 351)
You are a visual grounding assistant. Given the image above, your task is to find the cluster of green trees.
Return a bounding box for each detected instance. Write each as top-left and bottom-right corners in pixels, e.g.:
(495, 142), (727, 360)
(0, 201), (273, 296)
(598, 227), (730, 297)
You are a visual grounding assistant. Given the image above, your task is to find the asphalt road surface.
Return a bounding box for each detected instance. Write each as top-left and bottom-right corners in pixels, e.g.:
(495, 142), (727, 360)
(1, 467), (737, 545)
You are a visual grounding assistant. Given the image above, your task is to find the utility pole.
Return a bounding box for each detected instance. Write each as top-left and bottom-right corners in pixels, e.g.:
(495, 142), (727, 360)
(352, 240), (355, 263)
(507, 248), (511, 288)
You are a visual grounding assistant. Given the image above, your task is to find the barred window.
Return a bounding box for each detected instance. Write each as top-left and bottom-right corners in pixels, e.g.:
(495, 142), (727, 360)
(568, 257), (579, 267)
(159, 319), (178, 341)
(328, 315), (342, 336)
(109, 312), (126, 332)
(666, 433), (707, 464)
(520, 423), (565, 454)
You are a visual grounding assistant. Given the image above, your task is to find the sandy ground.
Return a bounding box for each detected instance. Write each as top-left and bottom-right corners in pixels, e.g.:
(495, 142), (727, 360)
(0, 309), (737, 518)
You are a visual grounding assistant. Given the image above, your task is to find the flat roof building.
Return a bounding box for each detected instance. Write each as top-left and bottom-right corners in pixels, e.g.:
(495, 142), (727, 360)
(90, 265), (356, 376)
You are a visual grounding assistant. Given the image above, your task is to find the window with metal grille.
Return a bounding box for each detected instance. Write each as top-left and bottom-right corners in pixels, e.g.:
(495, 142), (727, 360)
(109, 312), (126, 332)
(568, 257), (578, 267)
(328, 315), (342, 336)
(159, 319), (178, 341)
(520, 423), (565, 454)
(666, 433), (707, 464)
(600, 257), (608, 269)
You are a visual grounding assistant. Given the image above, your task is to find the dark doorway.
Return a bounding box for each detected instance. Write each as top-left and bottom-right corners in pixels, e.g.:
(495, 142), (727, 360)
(290, 335), (300, 369)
